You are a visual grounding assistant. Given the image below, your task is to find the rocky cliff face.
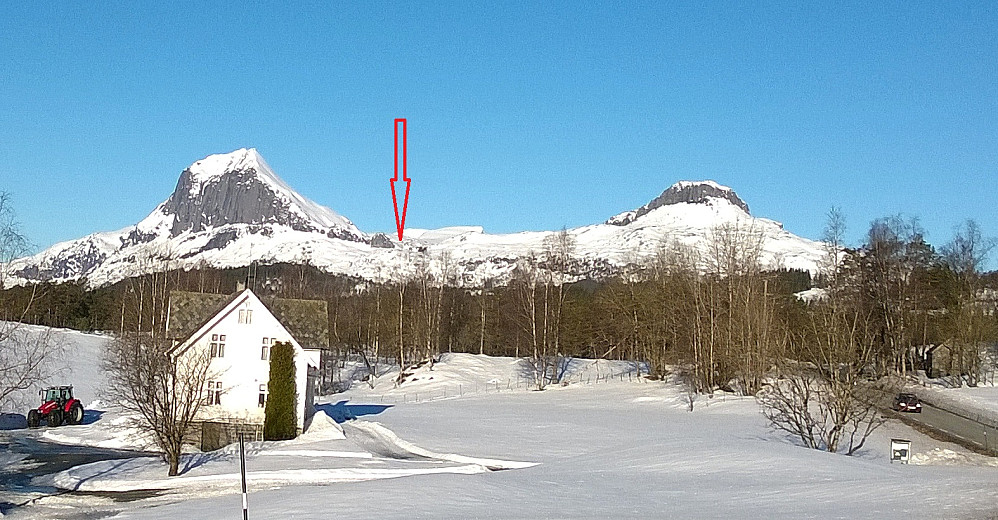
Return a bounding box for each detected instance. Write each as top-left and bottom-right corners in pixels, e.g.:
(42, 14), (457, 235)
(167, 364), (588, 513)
(153, 148), (363, 242)
(606, 181), (750, 226)
(163, 167), (318, 235)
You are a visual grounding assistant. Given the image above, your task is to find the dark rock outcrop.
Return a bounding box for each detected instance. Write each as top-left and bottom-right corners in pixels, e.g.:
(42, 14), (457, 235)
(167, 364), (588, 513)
(607, 181), (749, 226)
(162, 168), (323, 236)
(202, 229), (241, 252)
(370, 233), (396, 248)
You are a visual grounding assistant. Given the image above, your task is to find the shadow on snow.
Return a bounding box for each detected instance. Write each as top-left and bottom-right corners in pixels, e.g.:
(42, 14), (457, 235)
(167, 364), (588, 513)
(315, 401), (392, 423)
(0, 408), (104, 430)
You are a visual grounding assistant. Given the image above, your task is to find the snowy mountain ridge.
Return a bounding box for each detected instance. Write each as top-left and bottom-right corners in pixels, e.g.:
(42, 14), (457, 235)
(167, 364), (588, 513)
(6, 149), (826, 288)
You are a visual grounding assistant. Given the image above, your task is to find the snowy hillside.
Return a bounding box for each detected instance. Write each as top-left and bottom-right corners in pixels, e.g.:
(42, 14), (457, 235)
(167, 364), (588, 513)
(0, 322), (109, 413)
(6, 149), (827, 288)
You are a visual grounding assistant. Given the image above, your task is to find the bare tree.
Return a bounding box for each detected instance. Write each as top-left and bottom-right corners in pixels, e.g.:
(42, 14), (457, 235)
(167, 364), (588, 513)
(475, 282), (494, 356)
(431, 251), (456, 359)
(758, 211), (893, 455)
(759, 353), (890, 455)
(758, 290), (891, 455)
(102, 334), (214, 475)
(704, 221), (772, 395)
(363, 276), (384, 388)
(820, 207), (847, 287)
(0, 326), (63, 409)
(392, 249), (412, 386)
(678, 365), (699, 412)
(412, 251), (454, 365)
(542, 229), (576, 383)
(0, 191), (30, 291)
(0, 191), (62, 409)
(512, 253), (549, 390)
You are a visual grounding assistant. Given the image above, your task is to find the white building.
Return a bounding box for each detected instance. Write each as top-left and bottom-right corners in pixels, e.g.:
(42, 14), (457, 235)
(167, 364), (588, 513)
(166, 288), (325, 433)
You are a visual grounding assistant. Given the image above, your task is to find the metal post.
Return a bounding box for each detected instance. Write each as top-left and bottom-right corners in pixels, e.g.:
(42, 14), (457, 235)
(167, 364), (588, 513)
(239, 432), (248, 520)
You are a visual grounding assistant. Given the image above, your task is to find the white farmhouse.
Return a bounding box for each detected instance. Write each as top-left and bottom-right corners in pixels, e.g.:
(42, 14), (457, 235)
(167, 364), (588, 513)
(166, 288), (326, 436)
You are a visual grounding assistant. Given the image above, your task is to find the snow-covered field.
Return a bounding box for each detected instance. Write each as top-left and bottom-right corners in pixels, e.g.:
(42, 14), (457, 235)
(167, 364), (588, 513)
(4, 332), (998, 519)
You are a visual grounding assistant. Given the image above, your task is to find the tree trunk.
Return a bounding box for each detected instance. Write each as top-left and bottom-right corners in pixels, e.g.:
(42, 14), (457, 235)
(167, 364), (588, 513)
(167, 445), (181, 476)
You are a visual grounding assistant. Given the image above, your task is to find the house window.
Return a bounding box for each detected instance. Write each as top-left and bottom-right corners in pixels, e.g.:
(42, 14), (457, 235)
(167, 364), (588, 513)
(206, 380), (223, 405)
(238, 309), (253, 324)
(261, 337), (270, 361)
(210, 334), (226, 358)
(258, 384), (268, 408)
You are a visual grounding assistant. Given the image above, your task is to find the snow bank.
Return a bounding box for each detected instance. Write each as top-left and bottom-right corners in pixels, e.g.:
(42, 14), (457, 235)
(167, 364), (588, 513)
(794, 287), (828, 302)
(12, 345), (998, 519)
(911, 447), (998, 467)
(42, 406), (531, 495)
(41, 414), (158, 451)
(99, 382), (998, 520)
(47, 456), (490, 492)
(300, 409), (346, 441)
(346, 420), (536, 470)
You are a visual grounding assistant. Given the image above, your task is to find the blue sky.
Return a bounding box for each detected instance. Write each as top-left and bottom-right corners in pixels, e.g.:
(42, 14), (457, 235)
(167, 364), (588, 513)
(1, 2), (996, 263)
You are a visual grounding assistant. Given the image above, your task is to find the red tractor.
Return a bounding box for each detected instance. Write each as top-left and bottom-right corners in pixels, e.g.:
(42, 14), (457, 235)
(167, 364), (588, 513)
(27, 385), (85, 428)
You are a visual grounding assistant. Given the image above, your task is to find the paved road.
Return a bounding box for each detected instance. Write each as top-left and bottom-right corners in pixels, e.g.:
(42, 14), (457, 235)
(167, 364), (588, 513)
(0, 430), (156, 516)
(874, 392), (998, 455)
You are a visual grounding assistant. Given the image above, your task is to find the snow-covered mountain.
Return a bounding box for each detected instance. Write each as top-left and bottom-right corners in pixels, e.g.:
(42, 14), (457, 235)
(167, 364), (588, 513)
(154, 148), (362, 240)
(7, 149), (826, 288)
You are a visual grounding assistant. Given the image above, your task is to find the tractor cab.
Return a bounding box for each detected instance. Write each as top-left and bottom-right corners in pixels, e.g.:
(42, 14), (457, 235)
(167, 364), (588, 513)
(41, 385), (73, 404)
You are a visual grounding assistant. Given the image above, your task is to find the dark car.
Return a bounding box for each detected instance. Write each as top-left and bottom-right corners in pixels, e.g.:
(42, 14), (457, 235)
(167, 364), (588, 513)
(893, 393), (922, 413)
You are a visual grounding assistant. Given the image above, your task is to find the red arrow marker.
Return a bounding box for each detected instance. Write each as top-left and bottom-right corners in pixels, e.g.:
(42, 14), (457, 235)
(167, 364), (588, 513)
(390, 118), (411, 241)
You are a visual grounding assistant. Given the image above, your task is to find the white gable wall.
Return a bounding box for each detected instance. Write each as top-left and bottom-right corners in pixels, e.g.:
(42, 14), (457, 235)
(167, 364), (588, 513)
(175, 290), (316, 431)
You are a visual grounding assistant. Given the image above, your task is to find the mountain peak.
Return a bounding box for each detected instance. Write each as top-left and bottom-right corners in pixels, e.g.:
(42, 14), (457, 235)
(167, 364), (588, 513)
(669, 179), (732, 192)
(659, 180), (748, 212)
(606, 180), (750, 226)
(188, 148), (262, 181)
(145, 148), (362, 240)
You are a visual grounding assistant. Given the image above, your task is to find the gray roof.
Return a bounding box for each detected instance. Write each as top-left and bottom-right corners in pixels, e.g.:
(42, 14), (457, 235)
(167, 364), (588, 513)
(167, 290), (329, 351)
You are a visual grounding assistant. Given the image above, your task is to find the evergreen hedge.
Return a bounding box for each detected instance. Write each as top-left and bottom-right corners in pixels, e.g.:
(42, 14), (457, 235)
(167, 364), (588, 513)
(264, 341), (297, 440)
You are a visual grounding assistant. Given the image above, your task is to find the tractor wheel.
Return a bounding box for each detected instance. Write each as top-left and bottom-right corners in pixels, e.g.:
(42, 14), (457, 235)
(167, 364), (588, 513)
(27, 409), (40, 428)
(47, 408), (63, 427)
(67, 402), (84, 425)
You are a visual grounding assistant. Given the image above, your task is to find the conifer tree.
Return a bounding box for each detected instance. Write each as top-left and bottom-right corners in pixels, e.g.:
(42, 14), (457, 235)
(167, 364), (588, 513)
(264, 341), (297, 440)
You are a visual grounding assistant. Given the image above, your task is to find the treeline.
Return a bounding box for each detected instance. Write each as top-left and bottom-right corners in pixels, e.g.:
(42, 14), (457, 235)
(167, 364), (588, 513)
(2, 215), (996, 393)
